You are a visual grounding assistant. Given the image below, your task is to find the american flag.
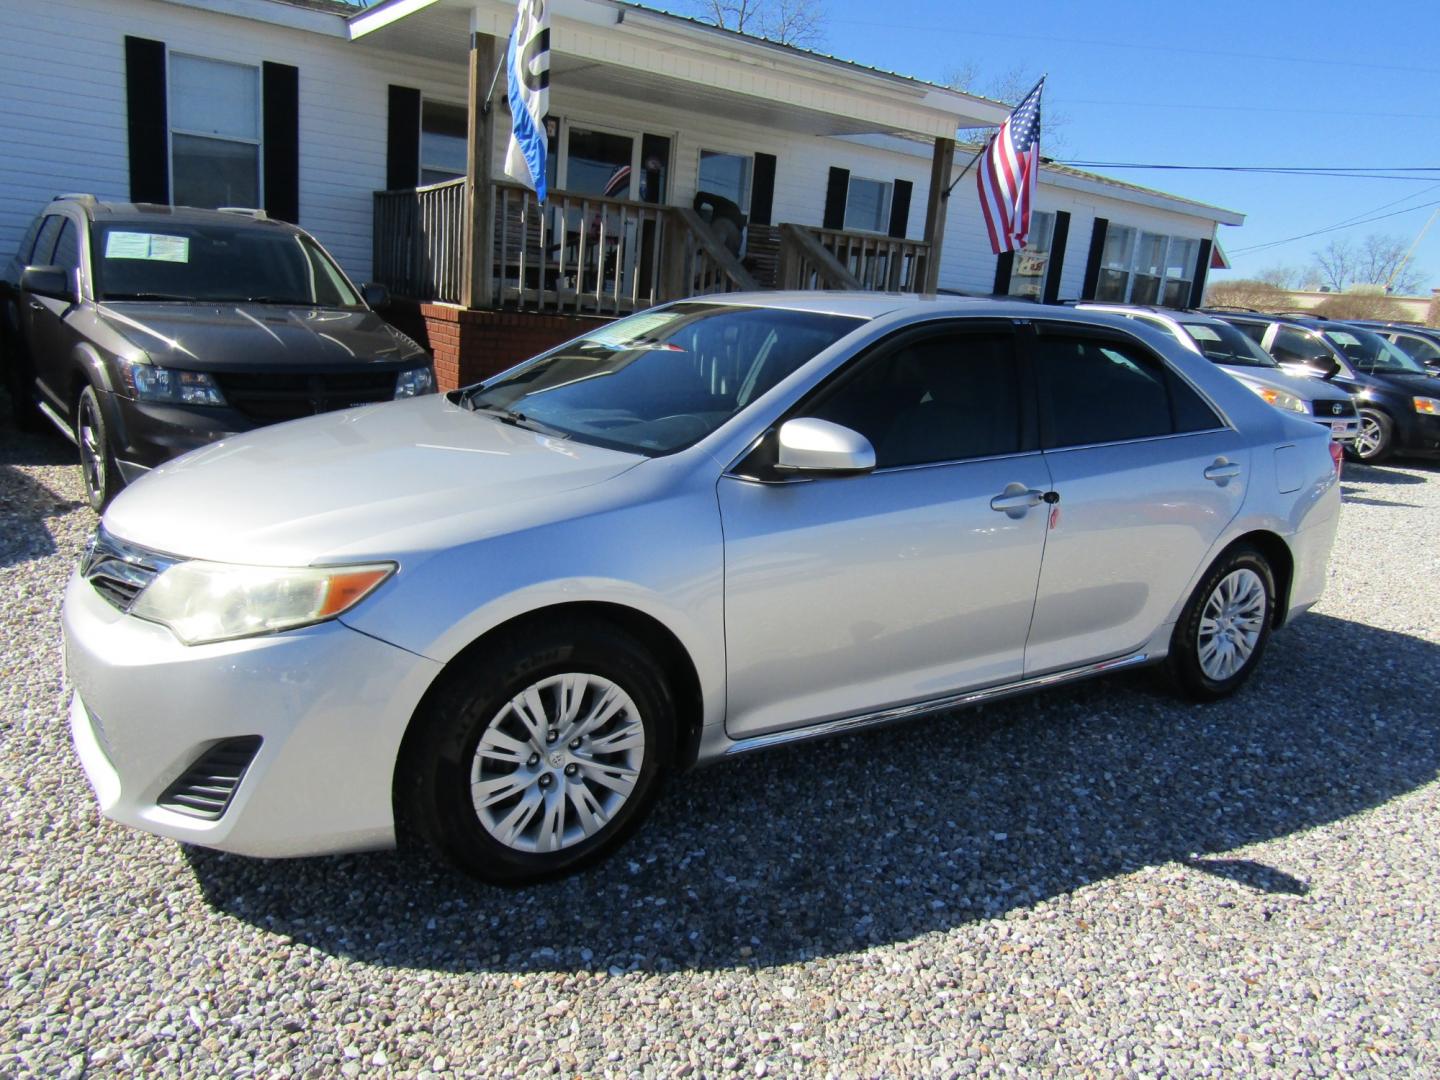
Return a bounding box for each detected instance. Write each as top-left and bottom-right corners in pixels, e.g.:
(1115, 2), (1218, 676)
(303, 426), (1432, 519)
(977, 77), (1044, 254)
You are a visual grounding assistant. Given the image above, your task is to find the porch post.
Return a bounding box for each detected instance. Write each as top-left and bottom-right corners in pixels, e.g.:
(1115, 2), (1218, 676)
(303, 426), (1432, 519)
(921, 136), (954, 294)
(464, 32), (500, 310)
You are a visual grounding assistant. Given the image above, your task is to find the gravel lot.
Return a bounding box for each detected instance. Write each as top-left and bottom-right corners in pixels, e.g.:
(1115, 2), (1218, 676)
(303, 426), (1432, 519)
(2, 414), (1438, 1078)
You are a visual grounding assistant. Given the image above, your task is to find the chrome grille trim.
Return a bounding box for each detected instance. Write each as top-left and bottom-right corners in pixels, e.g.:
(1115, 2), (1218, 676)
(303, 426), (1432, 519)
(81, 526), (179, 613)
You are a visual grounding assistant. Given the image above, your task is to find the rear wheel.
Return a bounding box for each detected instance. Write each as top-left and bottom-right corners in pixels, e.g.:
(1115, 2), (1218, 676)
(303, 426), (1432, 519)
(1168, 545), (1275, 702)
(399, 618), (672, 885)
(76, 385), (124, 512)
(1346, 408), (1394, 464)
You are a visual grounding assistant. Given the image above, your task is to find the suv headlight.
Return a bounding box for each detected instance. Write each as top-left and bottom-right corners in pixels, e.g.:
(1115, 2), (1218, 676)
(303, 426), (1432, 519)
(1414, 396), (1439, 415)
(1254, 386), (1309, 414)
(394, 365), (436, 398)
(118, 359), (226, 407)
(130, 560), (395, 645)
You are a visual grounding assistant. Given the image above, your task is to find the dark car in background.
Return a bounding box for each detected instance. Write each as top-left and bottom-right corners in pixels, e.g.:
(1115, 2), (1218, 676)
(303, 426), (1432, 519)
(1201, 310), (1440, 463)
(1345, 320), (1440, 377)
(1, 196), (435, 509)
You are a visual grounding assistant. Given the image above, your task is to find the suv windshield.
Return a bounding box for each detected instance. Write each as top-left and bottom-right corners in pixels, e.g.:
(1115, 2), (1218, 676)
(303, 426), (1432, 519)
(1322, 326), (1427, 374)
(463, 303), (864, 455)
(1178, 319), (1277, 369)
(91, 221), (362, 306)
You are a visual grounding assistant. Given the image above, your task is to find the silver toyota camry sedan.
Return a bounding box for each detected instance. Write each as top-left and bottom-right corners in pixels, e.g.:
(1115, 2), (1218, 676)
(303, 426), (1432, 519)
(63, 294), (1342, 884)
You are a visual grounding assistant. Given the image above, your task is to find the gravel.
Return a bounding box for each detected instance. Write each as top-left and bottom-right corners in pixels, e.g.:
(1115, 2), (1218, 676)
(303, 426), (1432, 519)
(3, 415), (1438, 1078)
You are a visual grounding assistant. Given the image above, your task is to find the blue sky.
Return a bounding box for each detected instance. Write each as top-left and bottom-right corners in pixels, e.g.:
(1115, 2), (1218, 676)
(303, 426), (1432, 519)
(664, 0), (1440, 291)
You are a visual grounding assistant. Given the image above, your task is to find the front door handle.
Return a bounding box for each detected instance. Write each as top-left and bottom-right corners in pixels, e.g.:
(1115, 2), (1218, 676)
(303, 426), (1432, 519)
(1204, 460), (1242, 485)
(990, 485), (1046, 514)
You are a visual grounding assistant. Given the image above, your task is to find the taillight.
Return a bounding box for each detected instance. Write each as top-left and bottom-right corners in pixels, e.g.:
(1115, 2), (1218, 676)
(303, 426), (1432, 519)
(1329, 441), (1343, 477)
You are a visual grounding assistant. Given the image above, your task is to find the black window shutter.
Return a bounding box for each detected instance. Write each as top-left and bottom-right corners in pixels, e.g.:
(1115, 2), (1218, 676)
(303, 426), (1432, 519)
(993, 251), (1014, 295)
(1190, 239), (1213, 308)
(1080, 216), (1109, 299)
(750, 153), (776, 226)
(124, 36), (169, 204)
(887, 179), (912, 239)
(823, 167), (849, 230)
(1042, 210), (1071, 304)
(262, 62), (300, 222)
(386, 85), (422, 191)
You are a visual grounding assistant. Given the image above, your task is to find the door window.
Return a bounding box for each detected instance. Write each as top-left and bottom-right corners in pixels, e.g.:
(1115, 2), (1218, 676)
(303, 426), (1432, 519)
(51, 220), (81, 275)
(1269, 326), (1331, 367)
(1394, 333), (1440, 365)
(30, 215), (66, 266)
(1033, 334), (1219, 448)
(565, 127), (635, 198)
(805, 332), (1022, 468)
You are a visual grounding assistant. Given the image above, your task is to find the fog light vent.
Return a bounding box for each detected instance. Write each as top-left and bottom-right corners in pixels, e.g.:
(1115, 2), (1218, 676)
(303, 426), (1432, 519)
(158, 736), (263, 820)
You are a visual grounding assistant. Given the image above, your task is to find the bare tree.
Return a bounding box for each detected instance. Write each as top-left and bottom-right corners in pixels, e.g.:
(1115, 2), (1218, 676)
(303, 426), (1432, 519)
(1255, 266), (1299, 289)
(1203, 279), (1292, 312)
(1427, 292), (1440, 329)
(945, 64), (1070, 158)
(1309, 234), (1424, 295)
(1312, 292), (1407, 322)
(690, 0), (826, 47)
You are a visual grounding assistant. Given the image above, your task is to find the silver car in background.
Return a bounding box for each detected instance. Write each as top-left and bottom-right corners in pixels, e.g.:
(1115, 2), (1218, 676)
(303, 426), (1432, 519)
(1078, 304), (1360, 443)
(63, 295), (1342, 884)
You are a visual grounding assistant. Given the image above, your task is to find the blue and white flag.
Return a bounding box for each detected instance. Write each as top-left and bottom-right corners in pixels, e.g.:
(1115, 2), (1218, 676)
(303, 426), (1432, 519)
(504, 0), (550, 203)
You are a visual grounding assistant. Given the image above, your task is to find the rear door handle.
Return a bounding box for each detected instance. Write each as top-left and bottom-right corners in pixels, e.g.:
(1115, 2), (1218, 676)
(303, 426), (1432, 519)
(990, 487), (1045, 513)
(1204, 460), (1242, 484)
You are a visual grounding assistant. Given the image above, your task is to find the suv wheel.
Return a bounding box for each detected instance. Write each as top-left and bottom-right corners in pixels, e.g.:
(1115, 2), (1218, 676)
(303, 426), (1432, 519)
(1168, 545), (1275, 702)
(399, 618), (672, 885)
(1346, 408), (1394, 464)
(76, 385), (124, 511)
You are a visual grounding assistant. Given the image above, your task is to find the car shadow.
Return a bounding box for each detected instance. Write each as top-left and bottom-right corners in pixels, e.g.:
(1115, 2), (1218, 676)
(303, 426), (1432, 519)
(1340, 462), (1428, 486)
(185, 612), (1439, 974)
(0, 416), (83, 567)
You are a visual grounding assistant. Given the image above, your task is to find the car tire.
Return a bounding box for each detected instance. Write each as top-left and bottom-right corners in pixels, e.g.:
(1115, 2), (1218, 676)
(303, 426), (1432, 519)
(75, 385), (124, 512)
(398, 617), (673, 885)
(1167, 545), (1275, 702)
(1346, 408), (1394, 464)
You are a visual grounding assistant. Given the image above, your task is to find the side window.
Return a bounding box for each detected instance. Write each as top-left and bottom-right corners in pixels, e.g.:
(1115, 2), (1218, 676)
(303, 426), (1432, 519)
(805, 332), (1022, 468)
(51, 220), (81, 274)
(1270, 327), (1330, 366)
(1034, 335), (1199, 448)
(1395, 334), (1440, 364)
(29, 215), (65, 266)
(15, 216), (44, 264)
(1231, 321), (1266, 345)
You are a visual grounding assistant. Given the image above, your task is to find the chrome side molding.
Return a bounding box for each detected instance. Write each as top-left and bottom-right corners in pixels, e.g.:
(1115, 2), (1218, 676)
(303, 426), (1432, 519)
(724, 652), (1152, 756)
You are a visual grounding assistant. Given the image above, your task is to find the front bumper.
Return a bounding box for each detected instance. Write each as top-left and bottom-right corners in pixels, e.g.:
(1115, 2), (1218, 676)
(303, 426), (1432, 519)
(1393, 409), (1440, 457)
(100, 391), (252, 478)
(63, 572), (442, 858)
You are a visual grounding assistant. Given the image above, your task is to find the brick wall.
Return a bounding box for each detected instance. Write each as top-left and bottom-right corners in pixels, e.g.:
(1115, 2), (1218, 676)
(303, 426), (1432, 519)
(384, 301), (613, 391)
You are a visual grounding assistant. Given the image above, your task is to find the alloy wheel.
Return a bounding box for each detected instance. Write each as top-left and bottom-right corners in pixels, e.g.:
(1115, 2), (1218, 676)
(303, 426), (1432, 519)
(1196, 568), (1267, 682)
(77, 393), (107, 504)
(470, 673), (646, 854)
(1352, 415), (1383, 459)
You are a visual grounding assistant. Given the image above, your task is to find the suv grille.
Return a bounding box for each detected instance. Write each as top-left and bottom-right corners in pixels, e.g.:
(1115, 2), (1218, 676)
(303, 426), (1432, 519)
(214, 370), (398, 423)
(158, 737), (263, 819)
(1317, 398), (1357, 419)
(81, 527), (175, 612)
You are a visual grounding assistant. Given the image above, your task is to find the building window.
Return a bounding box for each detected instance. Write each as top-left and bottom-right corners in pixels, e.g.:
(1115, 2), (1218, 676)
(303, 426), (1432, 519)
(420, 100), (468, 186)
(698, 150), (752, 213)
(844, 177), (892, 234)
(169, 54), (261, 209)
(1094, 224), (1200, 308)
(1008, 210), (1056, 298)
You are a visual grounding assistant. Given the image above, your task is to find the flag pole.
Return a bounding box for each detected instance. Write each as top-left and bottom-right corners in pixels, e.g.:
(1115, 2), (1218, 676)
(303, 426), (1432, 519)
(480, 20), (514, 115)
(943, 74), (1046, 200)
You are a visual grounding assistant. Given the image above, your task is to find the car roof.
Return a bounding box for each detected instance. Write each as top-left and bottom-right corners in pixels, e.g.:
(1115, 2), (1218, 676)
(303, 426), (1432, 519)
(693, 291), (1136, 325)
(1077, 302), (1225, 328)
(51, 196), (299, 232)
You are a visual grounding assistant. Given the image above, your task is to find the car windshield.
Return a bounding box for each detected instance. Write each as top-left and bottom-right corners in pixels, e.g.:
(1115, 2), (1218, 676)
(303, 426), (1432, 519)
(91, 221), (362, 306)
(462, 303), (864, 455)
(1178, 319), (1277, 369)
(1322, 326), (1427, 374)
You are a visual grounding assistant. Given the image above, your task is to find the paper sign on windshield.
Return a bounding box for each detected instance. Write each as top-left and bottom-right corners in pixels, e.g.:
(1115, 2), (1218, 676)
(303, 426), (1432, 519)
(1187, 325), (1222, 342)
(105, 232), (191, 263)
(580, 312), (682, 350)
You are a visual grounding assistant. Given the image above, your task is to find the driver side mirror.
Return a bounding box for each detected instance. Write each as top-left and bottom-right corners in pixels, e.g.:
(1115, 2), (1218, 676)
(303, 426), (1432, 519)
(22, 265), (78, 305)
(361, 282), (391, 310)
(775, 418), (876, 474)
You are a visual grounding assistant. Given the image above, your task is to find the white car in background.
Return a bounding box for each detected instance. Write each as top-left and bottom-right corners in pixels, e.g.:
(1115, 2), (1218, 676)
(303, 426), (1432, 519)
(1079, 305), (1360, 444)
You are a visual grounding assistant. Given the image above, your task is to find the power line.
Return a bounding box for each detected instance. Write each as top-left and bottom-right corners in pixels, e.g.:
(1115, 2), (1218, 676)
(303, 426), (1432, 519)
(1229, 199), (1440, 255)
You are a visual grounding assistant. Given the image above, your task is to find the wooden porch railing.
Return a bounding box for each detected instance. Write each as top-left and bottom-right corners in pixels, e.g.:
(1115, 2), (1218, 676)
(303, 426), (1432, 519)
(779, 224), (931, 292)
(372, 178), (466, 305)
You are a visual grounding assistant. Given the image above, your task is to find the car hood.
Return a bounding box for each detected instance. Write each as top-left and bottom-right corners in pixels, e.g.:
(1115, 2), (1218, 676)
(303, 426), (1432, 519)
(97, 302), (427, 370)
(1218, 364), (1350, 402)
(103, 396), (646, 566)
(1363, 369), (1440, 394)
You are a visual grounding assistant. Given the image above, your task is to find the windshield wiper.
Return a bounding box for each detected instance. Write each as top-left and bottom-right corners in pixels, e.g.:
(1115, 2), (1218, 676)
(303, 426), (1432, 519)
(466, 398), (567, 436)
(102, 291), (192, 301)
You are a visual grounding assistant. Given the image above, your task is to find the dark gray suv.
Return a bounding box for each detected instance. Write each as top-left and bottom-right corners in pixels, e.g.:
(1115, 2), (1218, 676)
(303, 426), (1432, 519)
(1, 196), (435, 509)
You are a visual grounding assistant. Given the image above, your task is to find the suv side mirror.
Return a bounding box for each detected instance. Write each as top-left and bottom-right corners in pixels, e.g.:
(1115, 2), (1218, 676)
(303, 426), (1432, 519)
(775, 418), (876, 474)
(361, 282), (391, 310)
(22, 265), (78, 304)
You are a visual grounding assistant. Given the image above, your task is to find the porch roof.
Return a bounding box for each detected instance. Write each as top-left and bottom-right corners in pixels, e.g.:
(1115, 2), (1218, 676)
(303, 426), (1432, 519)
(349, 0), (1012, 138)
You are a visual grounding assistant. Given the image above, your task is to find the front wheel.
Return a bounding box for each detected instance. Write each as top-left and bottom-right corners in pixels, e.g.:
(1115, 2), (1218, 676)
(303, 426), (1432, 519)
(1167, 546), (1275, 702)
(76, 385), (124, 512)
(398, 619), (672, 885)
(1346, 408), (1394, 464)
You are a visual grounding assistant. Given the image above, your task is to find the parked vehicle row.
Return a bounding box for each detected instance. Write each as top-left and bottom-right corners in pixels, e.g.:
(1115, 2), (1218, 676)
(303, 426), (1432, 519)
(0, 195), (437, 511)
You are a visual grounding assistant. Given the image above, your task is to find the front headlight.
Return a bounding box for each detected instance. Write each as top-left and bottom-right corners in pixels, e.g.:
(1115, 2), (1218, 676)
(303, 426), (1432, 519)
(118, 358), (226, 406)
(1254, 386), (1309, 414)
(130, 561), (395, 645)
(394, 365), (436, 398)
(1414, 396), (1439, 415)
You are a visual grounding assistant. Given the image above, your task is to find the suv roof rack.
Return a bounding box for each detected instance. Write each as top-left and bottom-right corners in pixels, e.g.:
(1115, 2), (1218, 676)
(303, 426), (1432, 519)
(53, 193), (98, 205)
(1272, 311), (1327, 320)
(217, 207), (269, 220)
(1195, 304), (1261, 314)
